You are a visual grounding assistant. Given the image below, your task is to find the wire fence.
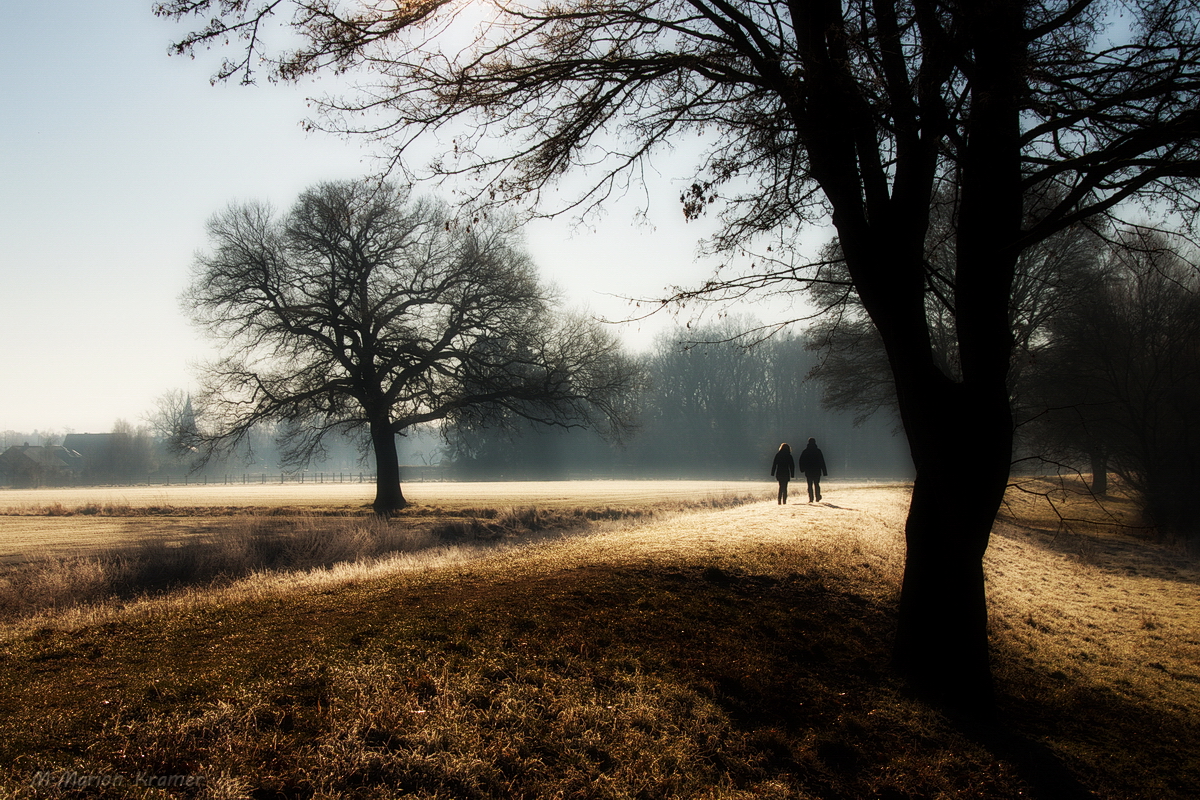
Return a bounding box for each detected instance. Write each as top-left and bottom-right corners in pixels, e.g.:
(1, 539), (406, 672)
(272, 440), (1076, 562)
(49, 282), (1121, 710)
(157, 472), (380, 487)
(1, 465), (453, 490)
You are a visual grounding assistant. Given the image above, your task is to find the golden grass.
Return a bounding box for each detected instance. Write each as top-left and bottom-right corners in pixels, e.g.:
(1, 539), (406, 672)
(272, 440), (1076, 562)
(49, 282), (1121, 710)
(0, 480), (764, 514)
(0, 481), (764, 565)
(0, 481), (1194, 799)
(989, 477), (1200, 798)
(0, 485), (769, 631)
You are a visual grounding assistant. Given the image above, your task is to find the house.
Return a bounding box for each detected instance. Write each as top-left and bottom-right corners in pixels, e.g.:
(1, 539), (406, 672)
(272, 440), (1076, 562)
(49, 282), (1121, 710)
(63, 432), (159, 482)
(62, 433), (113, 476)
(0, 444), (85, 487)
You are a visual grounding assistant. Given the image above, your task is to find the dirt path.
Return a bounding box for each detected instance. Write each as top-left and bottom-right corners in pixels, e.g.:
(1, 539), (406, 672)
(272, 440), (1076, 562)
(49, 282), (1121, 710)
(604, 485), (912, 557)
(463, 485), (914, 607)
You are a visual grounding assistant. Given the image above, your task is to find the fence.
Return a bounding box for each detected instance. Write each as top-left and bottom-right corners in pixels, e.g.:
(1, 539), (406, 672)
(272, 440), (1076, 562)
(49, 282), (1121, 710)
(0, 465), (452, 489)
(158, 472), (379, 487)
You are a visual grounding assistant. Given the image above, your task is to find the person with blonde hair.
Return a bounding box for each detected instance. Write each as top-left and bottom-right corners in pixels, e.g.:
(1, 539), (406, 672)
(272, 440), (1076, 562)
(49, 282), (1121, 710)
(770, 442), (795, 504)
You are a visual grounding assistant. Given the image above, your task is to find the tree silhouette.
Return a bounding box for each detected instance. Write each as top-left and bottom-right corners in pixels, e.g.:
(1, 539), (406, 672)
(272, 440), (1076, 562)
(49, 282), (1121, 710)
(1033, 228), (1200, 548)
(805, 191), (1109, 432)
(185, 180), (638, 514)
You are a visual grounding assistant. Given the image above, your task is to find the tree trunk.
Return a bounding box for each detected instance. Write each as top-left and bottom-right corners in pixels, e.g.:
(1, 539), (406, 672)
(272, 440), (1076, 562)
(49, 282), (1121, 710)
(892, 399), (1012, 717)
(841, 244), (1010, 715)
(888, 0), (1024, 717)
(370, 416), (406, 516)
(1089, 450), (1108, 496)
(792, 0), (1023, 717)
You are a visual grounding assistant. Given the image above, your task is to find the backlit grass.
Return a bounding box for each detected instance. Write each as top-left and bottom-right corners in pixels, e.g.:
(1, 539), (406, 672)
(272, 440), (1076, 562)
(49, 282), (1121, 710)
(0, 491), (763, 627)
(0, 482), (1194, 799)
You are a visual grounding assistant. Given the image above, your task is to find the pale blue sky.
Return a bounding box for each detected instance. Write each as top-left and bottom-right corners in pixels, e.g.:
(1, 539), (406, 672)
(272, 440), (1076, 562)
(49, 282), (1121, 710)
(0, 2), (802, 436)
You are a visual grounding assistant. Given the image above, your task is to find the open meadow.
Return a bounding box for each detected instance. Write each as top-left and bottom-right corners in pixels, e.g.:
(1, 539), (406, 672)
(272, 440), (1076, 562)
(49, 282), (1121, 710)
(0, 480), (760, 565)
(0, 479), (1196, 799)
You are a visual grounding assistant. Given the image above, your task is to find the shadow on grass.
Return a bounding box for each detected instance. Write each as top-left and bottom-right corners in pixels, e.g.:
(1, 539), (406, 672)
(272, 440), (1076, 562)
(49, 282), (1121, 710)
(0, 499), (1191, 799)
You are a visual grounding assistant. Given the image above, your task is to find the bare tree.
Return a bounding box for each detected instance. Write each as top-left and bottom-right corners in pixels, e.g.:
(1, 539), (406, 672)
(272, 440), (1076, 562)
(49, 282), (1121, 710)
(806, 192), (1110, 429)
(1032, 228), (1200, 547)
(159, 0), (1200, 712)
(144, 389), (199, 457)
(185, 179), (638, 514)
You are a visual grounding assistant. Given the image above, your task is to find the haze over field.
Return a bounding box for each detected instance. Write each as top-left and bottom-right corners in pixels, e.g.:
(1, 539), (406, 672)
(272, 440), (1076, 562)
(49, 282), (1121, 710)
(0, 479), (765, 513)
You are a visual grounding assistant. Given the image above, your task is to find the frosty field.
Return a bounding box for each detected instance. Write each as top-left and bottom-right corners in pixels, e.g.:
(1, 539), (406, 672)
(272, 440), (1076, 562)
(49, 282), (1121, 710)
(0, 478), (766, 513)
(0, 480), (766, 563)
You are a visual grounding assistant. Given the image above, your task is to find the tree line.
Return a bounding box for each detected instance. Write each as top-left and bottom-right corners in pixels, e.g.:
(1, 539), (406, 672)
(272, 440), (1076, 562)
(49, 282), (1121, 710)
(170, 178), (911, 493)
(443, 321), (911, 481)
(806, 213), (1200, 551)
(1027, 227), (1200, 548)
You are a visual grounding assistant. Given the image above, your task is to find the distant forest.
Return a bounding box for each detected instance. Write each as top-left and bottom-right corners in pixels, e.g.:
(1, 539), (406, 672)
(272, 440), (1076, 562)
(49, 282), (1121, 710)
(441, 324), (912, 481)
(2, 324), (912, 485)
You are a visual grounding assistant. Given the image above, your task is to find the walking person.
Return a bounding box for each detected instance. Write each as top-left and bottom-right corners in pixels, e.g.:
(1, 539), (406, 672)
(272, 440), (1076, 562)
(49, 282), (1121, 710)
(770, 442), (795, 504)
(797, 437), (828, 503)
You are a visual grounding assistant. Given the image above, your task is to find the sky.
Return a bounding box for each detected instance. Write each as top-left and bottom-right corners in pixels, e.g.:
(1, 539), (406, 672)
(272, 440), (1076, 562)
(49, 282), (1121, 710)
(0, 2), (810, 438)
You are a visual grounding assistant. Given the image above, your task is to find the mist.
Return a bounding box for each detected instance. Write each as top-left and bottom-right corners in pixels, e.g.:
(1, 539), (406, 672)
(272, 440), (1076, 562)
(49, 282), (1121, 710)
(0, 321), (912, 489)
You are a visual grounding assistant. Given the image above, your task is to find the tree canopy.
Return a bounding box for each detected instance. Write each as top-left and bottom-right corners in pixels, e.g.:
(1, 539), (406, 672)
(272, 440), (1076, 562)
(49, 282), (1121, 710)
(185, 179), (638, 513)
(157, 1), (1200, 228)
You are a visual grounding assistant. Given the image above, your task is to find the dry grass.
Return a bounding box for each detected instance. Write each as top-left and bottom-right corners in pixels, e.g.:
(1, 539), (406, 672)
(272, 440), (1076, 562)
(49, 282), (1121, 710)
(0, 481), (762, 564)
(0, 515), (439, 623)
(0, 480), (762, 515)
(990, 476), (1200, 799)
(0, 486), (766, 630)
(0, 481), (1194, 799)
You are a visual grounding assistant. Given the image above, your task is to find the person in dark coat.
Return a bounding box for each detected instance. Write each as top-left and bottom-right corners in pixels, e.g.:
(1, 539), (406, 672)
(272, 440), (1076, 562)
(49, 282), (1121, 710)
(770, 442), (795, 504)
(797, 437), (828, 503)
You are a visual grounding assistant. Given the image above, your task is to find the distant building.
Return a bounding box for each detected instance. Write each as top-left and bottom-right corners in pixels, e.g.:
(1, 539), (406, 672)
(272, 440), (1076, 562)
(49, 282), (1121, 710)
(0, 444), (84, 487)
(62, 433), (114, 474)
(62, 432), (158, 483)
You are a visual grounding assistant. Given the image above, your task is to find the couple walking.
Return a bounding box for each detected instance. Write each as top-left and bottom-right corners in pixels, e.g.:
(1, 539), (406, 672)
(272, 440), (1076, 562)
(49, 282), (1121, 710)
(770, 439), (827, 505)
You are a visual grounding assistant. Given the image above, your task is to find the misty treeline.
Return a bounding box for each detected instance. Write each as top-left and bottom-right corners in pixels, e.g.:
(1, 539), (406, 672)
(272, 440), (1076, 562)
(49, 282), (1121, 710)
(5, 336), (908, 488)
(0, 415), (367, 487)
(132, 328), (910, 483)
(443, 321), (910, 480)
(0, 422), (164, 486)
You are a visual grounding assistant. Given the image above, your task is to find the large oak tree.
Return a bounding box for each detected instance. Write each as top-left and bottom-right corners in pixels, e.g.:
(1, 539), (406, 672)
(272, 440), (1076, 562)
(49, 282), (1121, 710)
(185, 180), (637, 514)
(160, 0), (1200, 712)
